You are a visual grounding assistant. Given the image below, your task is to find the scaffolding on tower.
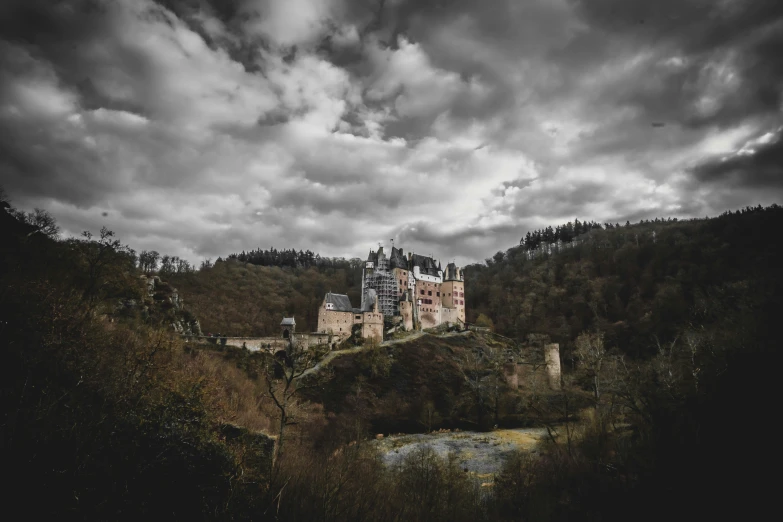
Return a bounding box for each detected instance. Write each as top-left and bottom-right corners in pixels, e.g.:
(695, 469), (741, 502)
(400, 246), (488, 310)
(363, 248), (398, 317)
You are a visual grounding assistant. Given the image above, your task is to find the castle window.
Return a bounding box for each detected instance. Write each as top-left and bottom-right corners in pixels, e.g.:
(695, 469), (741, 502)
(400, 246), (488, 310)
(420, 290), (424, 295)
(428, 291), (432, 296)
(355, 315), (361, 320)
(436, 292), (440, 297)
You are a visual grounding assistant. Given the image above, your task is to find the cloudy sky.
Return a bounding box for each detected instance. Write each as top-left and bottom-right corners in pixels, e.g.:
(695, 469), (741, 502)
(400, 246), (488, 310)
(1, 0), (782, 265)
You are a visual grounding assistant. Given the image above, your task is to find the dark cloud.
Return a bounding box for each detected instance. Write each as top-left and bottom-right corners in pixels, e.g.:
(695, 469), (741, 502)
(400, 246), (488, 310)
(568, 0), (783, 128)
(0, 122), (109, 207)
(0, 0), (781, 266)
(395, 220), (521, 264)
(691, 129), (783, 188)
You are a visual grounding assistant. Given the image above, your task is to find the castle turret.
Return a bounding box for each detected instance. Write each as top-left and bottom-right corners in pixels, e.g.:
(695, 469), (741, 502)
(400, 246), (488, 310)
(280, 317), (295, 340)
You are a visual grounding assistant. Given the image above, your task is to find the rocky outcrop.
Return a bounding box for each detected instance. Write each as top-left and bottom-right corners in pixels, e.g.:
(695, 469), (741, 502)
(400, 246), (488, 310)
(116, 274), (202, 336)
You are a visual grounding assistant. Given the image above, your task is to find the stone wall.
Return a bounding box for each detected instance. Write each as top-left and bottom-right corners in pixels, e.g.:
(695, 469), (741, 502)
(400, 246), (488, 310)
(222, 337), (288, 351)
(418, 309), (439, 330)
(441, 307), (462, 326)
(317, 296), (385, 344)
(361, 310), (384, 342)
(399, 301), (414, 331)
(544, 343), (561, 390)
(502, 343), (561, 392)
(316, 304), (353, 342)
(191, 332), (334, 352)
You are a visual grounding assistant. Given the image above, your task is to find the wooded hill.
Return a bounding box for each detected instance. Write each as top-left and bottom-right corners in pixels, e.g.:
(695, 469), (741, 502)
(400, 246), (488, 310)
(3, 191), (780, 521)
(166, 258), (363, 336)
(169, 206), (781, 354)
(465, 205), (782, 359)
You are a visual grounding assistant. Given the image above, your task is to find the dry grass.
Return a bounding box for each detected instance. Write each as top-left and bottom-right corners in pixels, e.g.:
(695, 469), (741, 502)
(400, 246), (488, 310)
(492, 429), (545, 449)
(173, 348), (276, 432)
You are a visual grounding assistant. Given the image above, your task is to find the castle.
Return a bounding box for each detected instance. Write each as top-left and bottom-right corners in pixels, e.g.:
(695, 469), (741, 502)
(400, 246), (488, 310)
(316, 245), (465, 342)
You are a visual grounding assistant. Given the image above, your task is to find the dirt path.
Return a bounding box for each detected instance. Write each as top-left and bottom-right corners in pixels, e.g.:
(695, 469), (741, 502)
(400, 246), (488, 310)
(299, 332), (426, 378)
(298, 329), (477, 379)
(380, 330), (427, 345)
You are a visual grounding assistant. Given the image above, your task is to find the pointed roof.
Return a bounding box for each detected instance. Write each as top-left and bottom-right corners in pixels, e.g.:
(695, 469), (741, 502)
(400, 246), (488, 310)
(444, 262), (462, 281)
(410, 253), (441, 277)
(280, 317), (296, 326)
(389, 246), (407, 270)
(325, 292), (353, 312)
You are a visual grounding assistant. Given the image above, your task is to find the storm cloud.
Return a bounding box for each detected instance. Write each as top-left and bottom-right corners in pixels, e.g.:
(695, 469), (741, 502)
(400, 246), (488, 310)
(0, 0), (781, 265)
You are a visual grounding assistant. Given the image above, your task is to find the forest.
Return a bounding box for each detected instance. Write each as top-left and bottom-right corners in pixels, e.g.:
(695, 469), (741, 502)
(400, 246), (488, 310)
(165, 256), (364, 336)
(1, 192), (779, 521)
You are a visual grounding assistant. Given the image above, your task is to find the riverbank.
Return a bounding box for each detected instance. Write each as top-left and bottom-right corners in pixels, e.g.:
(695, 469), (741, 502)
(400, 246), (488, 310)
(374, 428), (548, 478)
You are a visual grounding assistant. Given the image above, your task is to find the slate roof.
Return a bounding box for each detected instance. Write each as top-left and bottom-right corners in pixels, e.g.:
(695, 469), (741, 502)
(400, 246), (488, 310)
(410, 253), (441, 277)
(280, 317), (296, 326)
(389, 246), (407, 270)
(325, 292), (353, 312)
(444, 262), (461, 281)
(366, 245), (443, 276)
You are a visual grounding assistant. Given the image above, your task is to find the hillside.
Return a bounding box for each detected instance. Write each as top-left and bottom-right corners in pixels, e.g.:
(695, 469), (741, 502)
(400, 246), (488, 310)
(166, 258), (363, 336)
(466, 205), (783, 358)
(164, 207), (783, 360)
(3, 197), (781, 521)
(0, 203), (281, 519)
(303, 331), (558, 435)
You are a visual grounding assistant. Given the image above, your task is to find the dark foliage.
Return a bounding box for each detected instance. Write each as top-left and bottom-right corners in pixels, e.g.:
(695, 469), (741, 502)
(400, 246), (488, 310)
(0, 202), (270, 520)
(3, 189), (780, 521)
(468, 204), (783, 357)
(165, 257), (364, 336)
(229, 246), (352, 270)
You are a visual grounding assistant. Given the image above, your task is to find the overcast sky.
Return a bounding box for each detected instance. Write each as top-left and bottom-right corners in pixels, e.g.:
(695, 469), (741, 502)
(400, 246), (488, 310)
(1, 0), (782, 265)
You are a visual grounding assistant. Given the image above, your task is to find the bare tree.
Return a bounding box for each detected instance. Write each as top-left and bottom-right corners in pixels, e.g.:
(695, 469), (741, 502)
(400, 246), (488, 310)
(11, 207), (60, 238)
(652, 335), (681, 396)
(458, 347), (489, 428)
(683, 329), (703, 393)
(575, 331), (607, 406)
(262, 340), (324, 461)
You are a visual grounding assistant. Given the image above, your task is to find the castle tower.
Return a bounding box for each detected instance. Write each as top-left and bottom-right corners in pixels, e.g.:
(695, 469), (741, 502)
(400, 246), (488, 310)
(441, 262), (465, 324)
(362, 246), (397, 317)
(280, 317), (296, 339)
